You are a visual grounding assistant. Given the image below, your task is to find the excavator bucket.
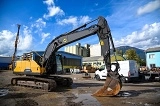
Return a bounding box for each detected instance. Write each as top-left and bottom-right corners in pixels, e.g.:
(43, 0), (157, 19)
(93, 76), (122, 97)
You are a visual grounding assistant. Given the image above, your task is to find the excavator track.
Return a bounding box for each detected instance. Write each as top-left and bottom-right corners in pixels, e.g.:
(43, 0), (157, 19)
(48, 76), (73, 87)
(11, 76), (57, 91)
(11, 76), (73, 91)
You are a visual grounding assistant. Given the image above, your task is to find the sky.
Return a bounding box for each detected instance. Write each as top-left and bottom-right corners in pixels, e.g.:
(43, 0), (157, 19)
(0, 0), (160, 56)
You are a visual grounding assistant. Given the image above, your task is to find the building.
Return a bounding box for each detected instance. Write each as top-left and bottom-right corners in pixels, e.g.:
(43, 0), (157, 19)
(90, 43), (101, 57)
(83, 56), (103, 68)
(64, 43), (90, 57)
(57, 51), (82, 69)
(146, 47), (160, 69)
(19, 51), (82, 71)
(65, 43), (126, 69)
(82, 55), (126, 68)
(64, 43), (102, 57)
(0, 56), (12, 70)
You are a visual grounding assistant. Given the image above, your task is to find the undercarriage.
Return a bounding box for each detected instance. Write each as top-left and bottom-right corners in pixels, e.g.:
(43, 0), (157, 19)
(11, 76), (73, 91)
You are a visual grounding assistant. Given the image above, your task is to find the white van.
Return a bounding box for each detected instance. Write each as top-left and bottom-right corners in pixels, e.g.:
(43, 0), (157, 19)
(95, 60), (139, 82)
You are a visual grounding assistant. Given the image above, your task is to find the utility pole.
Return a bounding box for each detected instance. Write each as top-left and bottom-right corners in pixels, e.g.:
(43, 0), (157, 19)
(10, 24), (21, 70)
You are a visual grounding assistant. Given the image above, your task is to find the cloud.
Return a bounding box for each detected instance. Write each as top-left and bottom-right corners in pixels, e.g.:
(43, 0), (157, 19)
(57, 16), (78, 27)
(57, 16), (91, 28)
(137, 0), (160, 15)
(35, 18), (46, 28)
(31, 18), (46, 32)
(79, 16), (91, 25)
(43, 0), (64, 19)
(0, 30), (15, 56)
(0, 18), (47, 56)
(114, 22), (160, 50)
(0, 26), (33, 56)
(18, 26), (33, 51)
(31, 18), (50, 44)
(40, 32), (50, 44)
(43, 0), (53, 5)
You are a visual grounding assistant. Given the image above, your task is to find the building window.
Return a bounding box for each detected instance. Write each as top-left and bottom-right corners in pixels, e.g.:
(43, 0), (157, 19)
(149, 54), (155, 59)
(150, 64), (155, 68)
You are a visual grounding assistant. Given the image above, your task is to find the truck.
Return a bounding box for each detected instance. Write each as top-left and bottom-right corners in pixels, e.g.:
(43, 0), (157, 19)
(139, 67), (160, 81)
(95, 60), (139, 82)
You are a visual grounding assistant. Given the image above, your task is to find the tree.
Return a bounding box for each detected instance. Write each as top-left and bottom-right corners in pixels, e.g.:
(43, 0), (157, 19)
(125, 49), (146, 66)
(140, 59), (146, 66)
(125, 49), (138, 60)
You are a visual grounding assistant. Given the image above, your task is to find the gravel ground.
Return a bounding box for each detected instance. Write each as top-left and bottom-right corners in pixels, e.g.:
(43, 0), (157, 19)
(0, 70), (160, 106)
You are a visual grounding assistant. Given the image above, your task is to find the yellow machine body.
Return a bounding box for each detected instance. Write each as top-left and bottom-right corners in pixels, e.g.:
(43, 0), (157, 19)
(13, 60), (45, 75)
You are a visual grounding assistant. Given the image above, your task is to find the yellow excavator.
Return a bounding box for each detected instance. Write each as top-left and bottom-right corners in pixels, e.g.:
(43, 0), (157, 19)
(11, 16), (122, 96)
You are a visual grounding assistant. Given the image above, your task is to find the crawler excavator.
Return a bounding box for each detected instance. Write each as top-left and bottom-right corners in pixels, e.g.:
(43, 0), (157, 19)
(11, 16), (122, 96)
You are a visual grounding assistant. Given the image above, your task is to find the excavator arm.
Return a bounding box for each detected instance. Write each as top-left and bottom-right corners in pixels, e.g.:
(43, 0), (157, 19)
(42, 16), (122, 96)
(43, 16), (114, 73)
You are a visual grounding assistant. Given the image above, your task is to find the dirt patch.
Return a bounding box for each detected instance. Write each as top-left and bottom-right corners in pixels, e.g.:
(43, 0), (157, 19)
(15, 99), (38, 106)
